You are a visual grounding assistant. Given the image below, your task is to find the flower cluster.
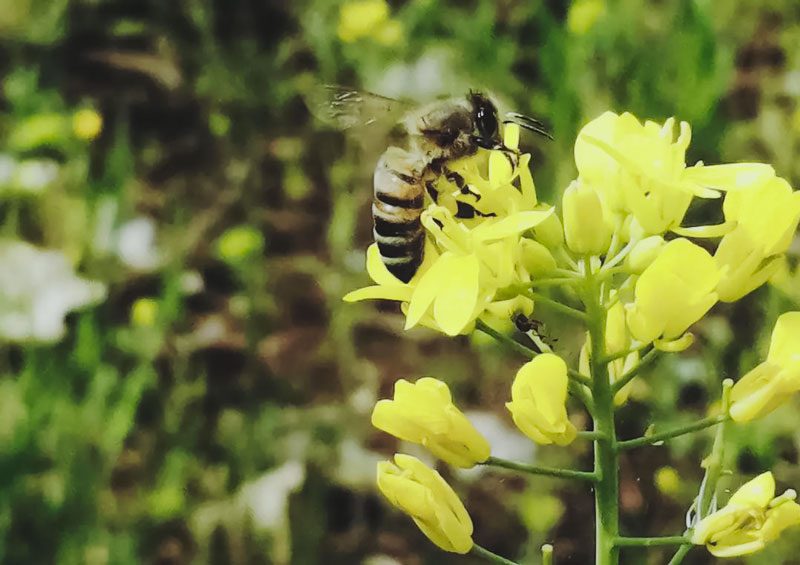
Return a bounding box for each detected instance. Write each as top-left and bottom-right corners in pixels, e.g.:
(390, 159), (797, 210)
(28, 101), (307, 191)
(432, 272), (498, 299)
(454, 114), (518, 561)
(345, 124), (553, 336)
(348, 110), (800, 560)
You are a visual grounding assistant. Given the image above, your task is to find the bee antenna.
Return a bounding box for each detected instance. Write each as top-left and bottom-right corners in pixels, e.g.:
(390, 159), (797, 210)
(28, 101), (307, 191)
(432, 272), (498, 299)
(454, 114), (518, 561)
(504, 113), (554, 141)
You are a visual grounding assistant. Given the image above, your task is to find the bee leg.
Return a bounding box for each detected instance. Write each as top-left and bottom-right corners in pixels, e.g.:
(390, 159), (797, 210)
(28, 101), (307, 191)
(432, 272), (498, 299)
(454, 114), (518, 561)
(425, 180), (439, 203)
(444, 168), (482, 200)
(455, 201), (496, 219)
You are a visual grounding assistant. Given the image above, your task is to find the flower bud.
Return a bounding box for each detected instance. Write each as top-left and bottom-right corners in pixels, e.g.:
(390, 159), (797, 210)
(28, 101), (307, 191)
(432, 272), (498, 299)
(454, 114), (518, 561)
(377, 454), (473, 553)
(562, 180), (613, 255)
(372, 378), (490, 468)
(626, 235), (665, 273)
(520, 238), (557, 275)
(506, 354), (577, 445)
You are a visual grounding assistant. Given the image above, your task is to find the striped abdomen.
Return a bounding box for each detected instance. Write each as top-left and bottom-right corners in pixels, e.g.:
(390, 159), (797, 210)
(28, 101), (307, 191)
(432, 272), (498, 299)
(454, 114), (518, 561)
(372, 148), (426, 283)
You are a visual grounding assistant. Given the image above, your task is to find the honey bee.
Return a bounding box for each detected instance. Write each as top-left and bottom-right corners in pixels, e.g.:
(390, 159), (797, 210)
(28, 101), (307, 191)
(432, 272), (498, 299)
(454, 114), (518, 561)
(311, 86), (551, 283)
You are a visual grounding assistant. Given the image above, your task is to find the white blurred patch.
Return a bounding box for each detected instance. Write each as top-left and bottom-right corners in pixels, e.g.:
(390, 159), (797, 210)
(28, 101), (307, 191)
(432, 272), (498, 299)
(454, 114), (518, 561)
(0, 241), (106, 342)
(242, 460), (305, 529)
(0, 154), (16, 185)
(457, 411), (537, 480)
(114, 217), (161, 270)
(14, 160), (59, 192)
(335, 438), (385, 487)
(371, 51), (462, 101)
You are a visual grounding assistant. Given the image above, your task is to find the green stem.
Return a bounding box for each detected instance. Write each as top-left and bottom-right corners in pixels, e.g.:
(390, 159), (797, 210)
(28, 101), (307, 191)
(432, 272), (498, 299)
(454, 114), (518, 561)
(568, 368), (592, 387)
(577, 431), (607, 441)
(667, 545), (693, 565)
(530, 277), (582, 287)
(484, 456), (598, 482)
(614, 536), (690, 547)
(666, 545), (692, 564)
(667, 380), (733, 565)
(616, 415), (728, 450)
(475, 319), (538, 359)
(527, 291), (587, 320)
(600, 344), (648, 365)
(541, 544), (554, 565)
(568, 379), (595, 415)
(698, 380), (733, 517)
(585, 262), (619, 565)
(470, 543), (519, 565)
(611, 347), (660, 393)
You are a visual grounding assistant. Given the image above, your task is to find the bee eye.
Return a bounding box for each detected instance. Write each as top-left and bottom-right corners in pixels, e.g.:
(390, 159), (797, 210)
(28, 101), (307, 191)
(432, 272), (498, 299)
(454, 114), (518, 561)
(475, 102), (498, 139)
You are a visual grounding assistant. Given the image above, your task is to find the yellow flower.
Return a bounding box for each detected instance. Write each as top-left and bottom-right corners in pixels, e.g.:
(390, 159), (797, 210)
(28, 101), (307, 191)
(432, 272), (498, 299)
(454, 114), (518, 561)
(506, 354), (577, 445)
(345, 130), (553, 336)
(131, 298), (158, 327)
(372, 378), (490, 468)
(625, 238), (720, 345)
(691, 472), (800, 557)
(715, 175), (800, 301)
(729, 312), (800, 422)
(216, 225), (264, 261)
(567, 0), (606, 35)
(377, 454), (473, 553)
(337, 0), (402, 45)
(574, 111), (774, 235)
(562, 179), (613, 255)
(72, 108), (103, 140)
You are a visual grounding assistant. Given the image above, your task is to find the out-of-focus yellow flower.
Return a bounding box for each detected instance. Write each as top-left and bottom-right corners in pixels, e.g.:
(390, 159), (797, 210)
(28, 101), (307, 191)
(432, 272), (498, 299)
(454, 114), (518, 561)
(574, 111), (774, 235)
(377, 454), (473, 553)
(691, 472), (800, 557)
(655, 466), (681, 495)
(507, 354), (577, 445)
(73, 108), (103, 140)
(729, 312), (800, 422)
(337, 0), (402, 45)
(216, 225), (265, 261)
(562, 179), (613, 255)
(714, 175), (800, 302)
(131, 297), (158, 327)
(567, 0), (606, 35)
(625, 238), (720, 345)
(372, 378), (490, 468)
(579, 300), (638, 404)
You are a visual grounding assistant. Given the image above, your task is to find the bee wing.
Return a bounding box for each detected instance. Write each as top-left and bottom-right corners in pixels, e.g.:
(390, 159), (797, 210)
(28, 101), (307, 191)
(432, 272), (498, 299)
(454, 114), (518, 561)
(306, 85), (415, 131)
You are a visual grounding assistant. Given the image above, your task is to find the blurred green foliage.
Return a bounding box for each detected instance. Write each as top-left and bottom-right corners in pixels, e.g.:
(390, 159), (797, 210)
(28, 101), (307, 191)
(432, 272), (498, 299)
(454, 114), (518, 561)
(0, 0), (798, 564)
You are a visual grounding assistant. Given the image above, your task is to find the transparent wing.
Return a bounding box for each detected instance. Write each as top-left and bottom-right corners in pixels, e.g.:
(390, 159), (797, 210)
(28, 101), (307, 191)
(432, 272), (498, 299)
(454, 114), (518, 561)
(306, 85), (415, 131)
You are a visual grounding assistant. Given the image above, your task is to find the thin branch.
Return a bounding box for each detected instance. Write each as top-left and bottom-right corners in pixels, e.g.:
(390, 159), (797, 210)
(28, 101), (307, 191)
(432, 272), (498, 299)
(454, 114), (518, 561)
(576, 430), (607, 441)
(601, 343), (649, 365)
(667, 545), (692, 564)
(475, 319), (538, 358)
(484, 456), (598, 482)
(471, 544), (520, 565)
(616, 415), (728, 450)
(528, 291), (587, 320)
(611, 347), (661, 393)
(568, 368), (592, 388)
(615, 536), (691, 547)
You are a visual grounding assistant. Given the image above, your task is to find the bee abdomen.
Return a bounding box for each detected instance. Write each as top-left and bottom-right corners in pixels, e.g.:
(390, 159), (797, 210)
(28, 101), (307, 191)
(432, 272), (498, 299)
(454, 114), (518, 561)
(373, 148), (426, 283)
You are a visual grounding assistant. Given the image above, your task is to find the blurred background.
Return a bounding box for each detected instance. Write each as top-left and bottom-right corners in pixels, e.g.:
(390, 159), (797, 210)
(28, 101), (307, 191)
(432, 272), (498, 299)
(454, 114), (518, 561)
(0, 0), (799, 563)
